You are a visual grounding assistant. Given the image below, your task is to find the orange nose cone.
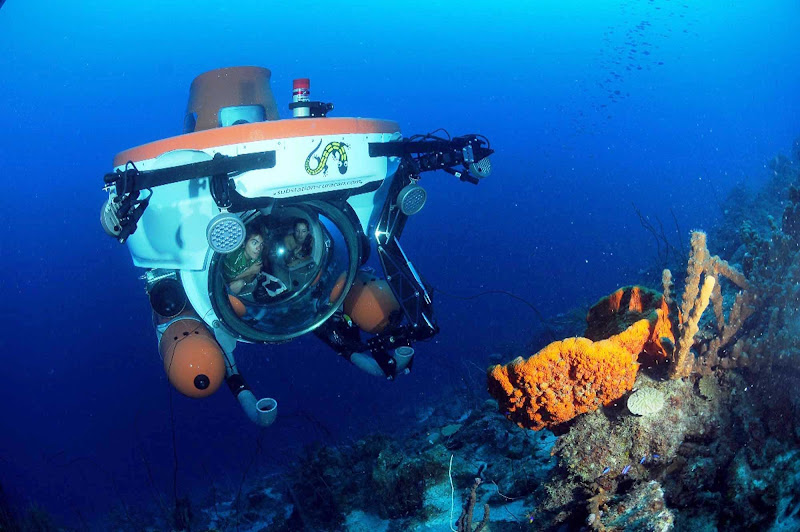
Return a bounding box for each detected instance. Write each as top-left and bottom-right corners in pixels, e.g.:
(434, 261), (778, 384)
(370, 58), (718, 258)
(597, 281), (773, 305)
(344, 272), (400, 334)
(160, 319), (226, 398)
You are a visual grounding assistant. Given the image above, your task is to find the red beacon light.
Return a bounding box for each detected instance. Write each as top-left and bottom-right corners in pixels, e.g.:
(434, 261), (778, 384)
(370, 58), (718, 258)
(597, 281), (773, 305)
(289, 77), (333, 118)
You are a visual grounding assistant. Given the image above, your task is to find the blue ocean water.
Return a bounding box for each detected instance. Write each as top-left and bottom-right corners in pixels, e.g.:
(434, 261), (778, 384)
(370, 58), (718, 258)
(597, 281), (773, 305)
(0, 0), (798, 528)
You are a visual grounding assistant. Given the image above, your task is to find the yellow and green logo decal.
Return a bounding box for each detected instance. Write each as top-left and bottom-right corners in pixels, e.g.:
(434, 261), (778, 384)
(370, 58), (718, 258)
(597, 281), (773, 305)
(305, 140), (349, 176)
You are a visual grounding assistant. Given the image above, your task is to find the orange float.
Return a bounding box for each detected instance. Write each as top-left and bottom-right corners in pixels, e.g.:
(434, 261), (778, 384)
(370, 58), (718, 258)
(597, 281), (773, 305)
(343, 271), (400, 333)
(159, 317), (227, 399)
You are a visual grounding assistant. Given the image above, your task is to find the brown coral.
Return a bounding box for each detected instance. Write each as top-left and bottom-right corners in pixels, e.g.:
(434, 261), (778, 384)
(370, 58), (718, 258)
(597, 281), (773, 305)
(669, 231), (754, 378)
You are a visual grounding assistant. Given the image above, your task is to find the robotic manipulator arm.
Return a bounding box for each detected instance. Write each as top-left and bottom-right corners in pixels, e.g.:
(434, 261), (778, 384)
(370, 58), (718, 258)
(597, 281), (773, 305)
(314, 133), (494, 379)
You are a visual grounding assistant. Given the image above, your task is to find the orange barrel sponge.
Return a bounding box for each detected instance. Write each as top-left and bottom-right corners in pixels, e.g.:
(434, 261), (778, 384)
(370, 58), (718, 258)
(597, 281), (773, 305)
(487, 336), (640, 431)
(585, 285), (674, 366)
(488, 285), (676, 431)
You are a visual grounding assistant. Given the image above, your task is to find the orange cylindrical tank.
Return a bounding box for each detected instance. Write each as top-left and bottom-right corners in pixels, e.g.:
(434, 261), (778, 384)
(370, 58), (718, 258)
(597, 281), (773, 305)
(343, 271), (400, 334)
(159, 317), (227, 399)
(185, 66), (280, 132)
(228, 294), (247, 318)
(329, 272), (348, 304)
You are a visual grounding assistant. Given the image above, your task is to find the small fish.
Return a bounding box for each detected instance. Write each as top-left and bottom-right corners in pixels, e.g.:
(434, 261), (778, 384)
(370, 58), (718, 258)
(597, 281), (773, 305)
(652, 454), (661, 459)
(640, 456), (647, 465)
(601, 467), (611, 475)
(622, 464), (632, 475)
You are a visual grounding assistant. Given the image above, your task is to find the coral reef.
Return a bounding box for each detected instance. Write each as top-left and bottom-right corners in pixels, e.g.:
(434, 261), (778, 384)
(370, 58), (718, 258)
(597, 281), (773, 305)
(734, 178), (800, 372)
(531, 140), (800, 532)
(548, 373), (716, 486)
(600, 480), (674, 531)
(188, 398), (555, 531)
(480, 141), (800, 532)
